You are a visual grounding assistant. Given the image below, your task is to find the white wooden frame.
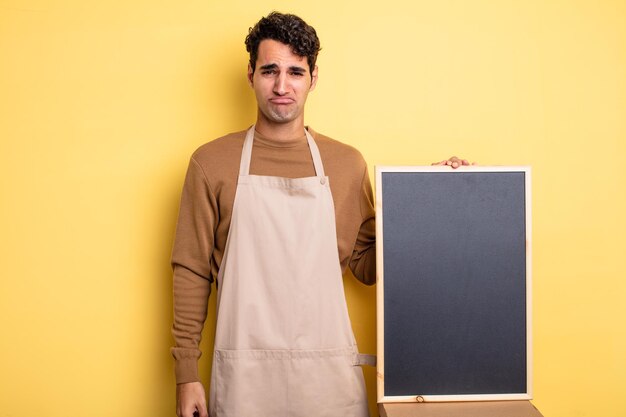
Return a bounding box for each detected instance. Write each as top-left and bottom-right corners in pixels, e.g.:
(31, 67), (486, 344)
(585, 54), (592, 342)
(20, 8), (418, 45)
(375, 166), (533, 403)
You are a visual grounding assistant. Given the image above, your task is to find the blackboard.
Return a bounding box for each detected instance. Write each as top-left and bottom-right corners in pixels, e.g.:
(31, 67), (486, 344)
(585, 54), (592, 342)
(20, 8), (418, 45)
(375, 167), (532, 403)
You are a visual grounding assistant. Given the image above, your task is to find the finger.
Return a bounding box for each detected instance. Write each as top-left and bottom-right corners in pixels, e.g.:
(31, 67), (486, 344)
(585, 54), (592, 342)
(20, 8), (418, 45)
(461, 159), (470, 166)
(431, 160), (445, 166)
(176, 402), (186, 417)
(195, 398), (208, 417)
(182, 404), (198, 417)
(197, 401), (209, 417)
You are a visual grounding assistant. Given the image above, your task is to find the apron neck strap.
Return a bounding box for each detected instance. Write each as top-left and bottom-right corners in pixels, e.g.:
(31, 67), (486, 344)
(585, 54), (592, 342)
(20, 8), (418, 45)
(239, 126), (326, 177)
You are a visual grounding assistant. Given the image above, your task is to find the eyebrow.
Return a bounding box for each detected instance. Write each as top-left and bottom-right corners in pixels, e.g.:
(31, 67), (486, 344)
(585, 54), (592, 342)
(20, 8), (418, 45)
(289, 66), (307, 73)
(259, 63), (278, 71)
(258, 63), (307, 73)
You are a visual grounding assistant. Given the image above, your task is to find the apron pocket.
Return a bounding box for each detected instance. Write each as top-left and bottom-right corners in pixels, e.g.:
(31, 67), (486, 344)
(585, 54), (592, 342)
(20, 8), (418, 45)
(213, 348), (369, 417)
(213, 349), (289, 417)
(288, 347), (369, 417)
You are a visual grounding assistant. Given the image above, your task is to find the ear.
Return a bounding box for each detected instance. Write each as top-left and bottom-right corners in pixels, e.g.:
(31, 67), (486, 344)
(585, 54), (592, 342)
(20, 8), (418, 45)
(309, 65), (319, 91)
(247, 64), (254, 87)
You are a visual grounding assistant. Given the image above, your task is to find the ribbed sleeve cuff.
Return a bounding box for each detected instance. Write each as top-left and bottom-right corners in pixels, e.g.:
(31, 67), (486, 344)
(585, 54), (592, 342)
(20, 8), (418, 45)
(172, 347), (202, 384)
(175, 357), (200, 384)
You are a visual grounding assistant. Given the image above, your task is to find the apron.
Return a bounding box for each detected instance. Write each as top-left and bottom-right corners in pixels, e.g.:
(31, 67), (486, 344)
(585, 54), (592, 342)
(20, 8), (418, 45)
(208, 126), (371, 417)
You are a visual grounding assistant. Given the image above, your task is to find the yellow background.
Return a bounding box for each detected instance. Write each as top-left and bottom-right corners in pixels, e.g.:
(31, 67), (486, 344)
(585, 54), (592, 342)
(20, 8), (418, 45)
(1, 1), (625, 416)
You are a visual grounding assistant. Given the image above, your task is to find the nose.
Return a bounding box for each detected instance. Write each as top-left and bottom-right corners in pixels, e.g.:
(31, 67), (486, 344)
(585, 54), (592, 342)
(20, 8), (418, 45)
(273, 73), (288, 96)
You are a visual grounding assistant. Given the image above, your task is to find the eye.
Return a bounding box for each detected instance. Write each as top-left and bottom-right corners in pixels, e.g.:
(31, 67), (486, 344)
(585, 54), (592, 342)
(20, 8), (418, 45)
(261, 69), (277, 75)
(291, 71), (305, 77)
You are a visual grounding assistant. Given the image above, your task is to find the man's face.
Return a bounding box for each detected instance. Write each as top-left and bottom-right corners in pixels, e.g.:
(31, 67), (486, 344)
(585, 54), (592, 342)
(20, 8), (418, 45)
(248, 39), (318, 127)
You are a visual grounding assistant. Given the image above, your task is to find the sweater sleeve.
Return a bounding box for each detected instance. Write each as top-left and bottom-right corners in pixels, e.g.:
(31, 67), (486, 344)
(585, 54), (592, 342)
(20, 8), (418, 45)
(349, 164), (376, 285)
(170, 156), (217, 384)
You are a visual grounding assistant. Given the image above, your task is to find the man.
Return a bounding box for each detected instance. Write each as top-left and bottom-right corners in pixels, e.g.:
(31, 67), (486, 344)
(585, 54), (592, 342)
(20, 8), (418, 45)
(172, 12), (470, 417)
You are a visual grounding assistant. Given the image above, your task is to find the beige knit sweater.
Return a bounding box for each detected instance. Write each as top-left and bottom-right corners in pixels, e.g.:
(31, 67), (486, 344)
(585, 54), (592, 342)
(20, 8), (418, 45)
(171, 127), (376, 383)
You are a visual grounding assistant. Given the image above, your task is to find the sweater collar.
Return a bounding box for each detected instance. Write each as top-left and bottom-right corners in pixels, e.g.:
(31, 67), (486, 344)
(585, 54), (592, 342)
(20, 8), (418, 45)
(253, 126), (315, 149)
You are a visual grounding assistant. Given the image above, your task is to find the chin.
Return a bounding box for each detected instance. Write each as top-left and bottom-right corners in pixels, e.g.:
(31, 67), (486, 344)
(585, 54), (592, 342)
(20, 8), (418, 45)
(266, 112), (299, 124)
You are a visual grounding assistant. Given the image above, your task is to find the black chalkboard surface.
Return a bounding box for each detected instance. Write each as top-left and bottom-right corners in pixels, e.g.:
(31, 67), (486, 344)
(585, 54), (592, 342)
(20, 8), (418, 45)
(376, 167), (531, 403)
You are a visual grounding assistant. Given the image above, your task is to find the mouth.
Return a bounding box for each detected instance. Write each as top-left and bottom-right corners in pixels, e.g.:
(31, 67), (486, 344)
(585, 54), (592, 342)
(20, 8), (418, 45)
(269, 98), (295, 105)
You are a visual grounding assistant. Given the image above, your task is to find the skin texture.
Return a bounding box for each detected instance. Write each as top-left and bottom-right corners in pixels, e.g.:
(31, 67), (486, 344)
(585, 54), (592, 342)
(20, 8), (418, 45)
(177, 381), (208, 417)
(432, 156), (476, 168)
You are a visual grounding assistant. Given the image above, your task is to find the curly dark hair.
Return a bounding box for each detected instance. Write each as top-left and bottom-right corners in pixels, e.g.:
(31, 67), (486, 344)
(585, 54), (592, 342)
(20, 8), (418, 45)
(245, 12), (321, 74)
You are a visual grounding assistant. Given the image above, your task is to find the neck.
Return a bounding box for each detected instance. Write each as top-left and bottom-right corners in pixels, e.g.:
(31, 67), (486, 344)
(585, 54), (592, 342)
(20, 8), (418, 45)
(254, 115), (306, 141)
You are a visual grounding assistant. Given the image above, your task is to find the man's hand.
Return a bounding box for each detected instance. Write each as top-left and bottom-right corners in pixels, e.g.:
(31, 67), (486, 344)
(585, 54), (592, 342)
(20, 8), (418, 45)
(176, 381), (208, 417)
(431, 156), (475, 169)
